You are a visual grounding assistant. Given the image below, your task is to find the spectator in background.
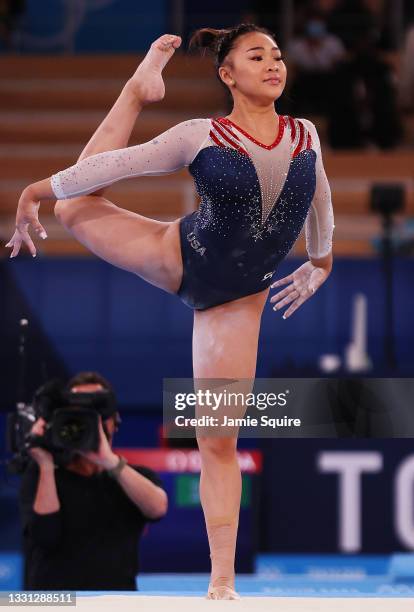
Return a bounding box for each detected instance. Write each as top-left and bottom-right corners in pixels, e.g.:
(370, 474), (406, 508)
(326, 7), (402, 149)
(293, 0), (341, 32)
(327, 0), (395, 51)
(0, 0), (25, 49)
(19, 372), (168, 591)
(287, 12), (345, 114)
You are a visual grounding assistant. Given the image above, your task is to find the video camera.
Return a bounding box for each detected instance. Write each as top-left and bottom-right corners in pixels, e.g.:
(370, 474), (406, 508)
(7, 379), (117, 473)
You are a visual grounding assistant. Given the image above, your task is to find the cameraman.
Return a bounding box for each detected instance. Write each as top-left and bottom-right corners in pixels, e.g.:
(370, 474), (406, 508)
(19, 372), (168, 591)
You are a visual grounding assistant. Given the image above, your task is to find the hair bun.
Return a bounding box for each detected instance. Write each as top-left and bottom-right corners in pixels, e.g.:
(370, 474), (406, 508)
(188, 23), (276, 76)
(188, 27), (230, 54)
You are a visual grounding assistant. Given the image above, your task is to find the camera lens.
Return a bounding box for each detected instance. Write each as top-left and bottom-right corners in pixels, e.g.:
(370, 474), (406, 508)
(57, 417), (88, 444)
(51, 408), (100, 452)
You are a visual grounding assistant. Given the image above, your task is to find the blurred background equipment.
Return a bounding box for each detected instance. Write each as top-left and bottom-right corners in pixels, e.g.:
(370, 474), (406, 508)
(344, 293), (372, 373)
(371, 183), (405, 369)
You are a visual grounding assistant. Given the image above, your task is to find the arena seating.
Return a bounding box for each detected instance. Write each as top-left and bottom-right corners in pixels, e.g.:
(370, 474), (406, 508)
(1, 55), (413, 258)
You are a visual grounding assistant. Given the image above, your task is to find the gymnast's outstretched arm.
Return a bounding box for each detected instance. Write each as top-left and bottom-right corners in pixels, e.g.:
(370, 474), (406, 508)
(7, 117), (210, 257)
(50, 118), (210, 200)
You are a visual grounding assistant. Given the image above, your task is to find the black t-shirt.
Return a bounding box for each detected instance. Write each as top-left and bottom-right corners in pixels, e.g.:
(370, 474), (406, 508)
(19, 460), (164, 591)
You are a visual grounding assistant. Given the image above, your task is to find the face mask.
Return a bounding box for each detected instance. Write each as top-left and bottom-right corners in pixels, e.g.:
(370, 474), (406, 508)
(306, 21), (327, 39)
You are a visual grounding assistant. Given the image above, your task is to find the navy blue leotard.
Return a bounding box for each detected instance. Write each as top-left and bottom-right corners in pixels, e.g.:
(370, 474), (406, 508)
(51, 115), (334, 310)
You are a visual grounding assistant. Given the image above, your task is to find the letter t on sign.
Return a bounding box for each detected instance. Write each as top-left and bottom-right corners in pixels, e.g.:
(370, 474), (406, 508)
(317, 451), (383, 552)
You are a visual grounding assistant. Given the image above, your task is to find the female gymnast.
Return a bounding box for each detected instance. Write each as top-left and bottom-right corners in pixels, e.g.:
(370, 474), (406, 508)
(7, 24), (334, 599)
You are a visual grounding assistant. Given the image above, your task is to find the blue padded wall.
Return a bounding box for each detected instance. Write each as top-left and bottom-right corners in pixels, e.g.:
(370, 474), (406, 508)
(17, 0), (167, 53)
(1, 256), (413, 409)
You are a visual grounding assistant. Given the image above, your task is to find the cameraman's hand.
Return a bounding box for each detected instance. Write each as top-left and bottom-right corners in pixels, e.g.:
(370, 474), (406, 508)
(28, 418), (54, 468)
(79, 417), (118, 470)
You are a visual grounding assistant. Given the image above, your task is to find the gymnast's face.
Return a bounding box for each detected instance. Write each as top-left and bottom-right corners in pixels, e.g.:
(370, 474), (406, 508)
(219, 32), (287, 104)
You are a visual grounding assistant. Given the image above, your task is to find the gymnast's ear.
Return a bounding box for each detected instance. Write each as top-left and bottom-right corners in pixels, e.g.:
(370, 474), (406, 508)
(218, 65), (235, 88)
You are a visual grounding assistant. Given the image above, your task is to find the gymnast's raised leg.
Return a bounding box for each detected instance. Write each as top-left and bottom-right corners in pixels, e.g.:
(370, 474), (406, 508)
(54, 34), (183, 292)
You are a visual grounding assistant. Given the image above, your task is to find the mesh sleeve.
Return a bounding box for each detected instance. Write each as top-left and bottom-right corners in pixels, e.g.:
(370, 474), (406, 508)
(50, 118), (211, 200)
(301, 119), (335, 259)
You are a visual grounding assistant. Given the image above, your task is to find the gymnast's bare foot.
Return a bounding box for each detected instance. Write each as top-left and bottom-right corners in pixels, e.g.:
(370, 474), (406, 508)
(128, 34), (182, 105)
(206, 585), (241, 600)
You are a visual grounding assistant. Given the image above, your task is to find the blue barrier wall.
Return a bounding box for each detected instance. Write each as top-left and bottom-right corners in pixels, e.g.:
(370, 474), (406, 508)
(12, 0), (167, 53)
(0, 257), (413, 408)
(8, 0), (252, 53)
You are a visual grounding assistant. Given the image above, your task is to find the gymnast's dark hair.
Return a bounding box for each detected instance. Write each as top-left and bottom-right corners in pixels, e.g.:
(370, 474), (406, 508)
(188, 23), (277, 72)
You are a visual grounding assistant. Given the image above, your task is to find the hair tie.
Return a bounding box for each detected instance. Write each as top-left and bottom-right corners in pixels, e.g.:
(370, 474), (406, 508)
(217, 29), (231, 50)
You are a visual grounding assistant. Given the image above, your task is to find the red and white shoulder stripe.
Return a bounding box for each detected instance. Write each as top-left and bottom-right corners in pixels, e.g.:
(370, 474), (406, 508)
(285, 116), (313, 158)
(209, 118), (250, 156)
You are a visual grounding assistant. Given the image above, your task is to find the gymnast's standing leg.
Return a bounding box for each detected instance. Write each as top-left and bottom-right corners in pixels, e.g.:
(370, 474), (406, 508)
(193, 289), (269, 599)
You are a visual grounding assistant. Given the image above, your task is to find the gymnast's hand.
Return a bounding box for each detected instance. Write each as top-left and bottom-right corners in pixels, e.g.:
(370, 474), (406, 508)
(270, 260), (331, 319)
(6, 179), (53, 258)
